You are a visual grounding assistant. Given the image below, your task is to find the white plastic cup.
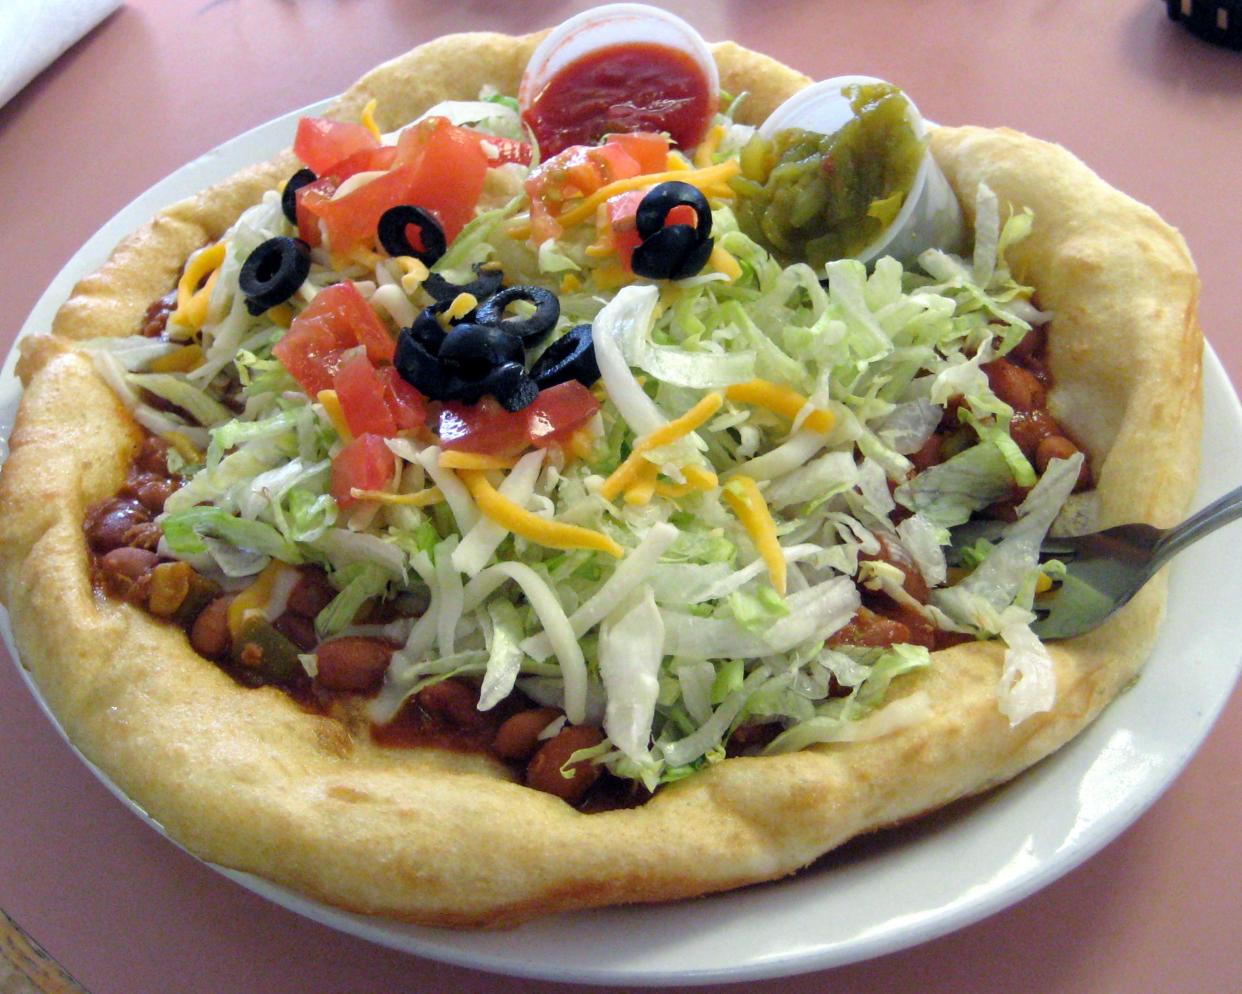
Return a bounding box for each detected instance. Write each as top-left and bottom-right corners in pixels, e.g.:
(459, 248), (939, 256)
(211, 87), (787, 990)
(759, 75), (964, 266)
(519, 3), (719, 113)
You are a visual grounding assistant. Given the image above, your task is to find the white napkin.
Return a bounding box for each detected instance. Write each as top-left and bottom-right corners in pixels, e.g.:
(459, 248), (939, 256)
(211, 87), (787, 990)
(0, 0), (121, 108)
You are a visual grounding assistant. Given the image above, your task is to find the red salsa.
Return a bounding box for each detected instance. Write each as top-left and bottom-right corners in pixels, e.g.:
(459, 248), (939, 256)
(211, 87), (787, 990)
(523, 42), (716, 156)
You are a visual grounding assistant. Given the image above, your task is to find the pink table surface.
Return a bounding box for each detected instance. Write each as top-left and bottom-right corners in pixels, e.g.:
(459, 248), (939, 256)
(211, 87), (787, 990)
(2, 2), (1241, 992)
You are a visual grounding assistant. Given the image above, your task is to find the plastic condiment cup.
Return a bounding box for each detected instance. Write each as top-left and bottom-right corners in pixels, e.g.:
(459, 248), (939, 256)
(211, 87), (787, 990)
(518, 3), (719, 111)
(759, 75), (964, 266)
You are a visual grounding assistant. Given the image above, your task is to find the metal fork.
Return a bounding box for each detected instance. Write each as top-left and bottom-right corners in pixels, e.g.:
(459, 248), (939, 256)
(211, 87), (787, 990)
(1031, 485), (1242, 639)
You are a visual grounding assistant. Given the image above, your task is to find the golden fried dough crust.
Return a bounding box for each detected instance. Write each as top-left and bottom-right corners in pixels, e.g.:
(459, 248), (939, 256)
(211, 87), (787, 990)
(0, 34), (1201, 927)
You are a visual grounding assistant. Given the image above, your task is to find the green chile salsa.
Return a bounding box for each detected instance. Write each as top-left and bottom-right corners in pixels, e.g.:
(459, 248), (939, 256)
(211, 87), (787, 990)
(733, 82), (926, 268)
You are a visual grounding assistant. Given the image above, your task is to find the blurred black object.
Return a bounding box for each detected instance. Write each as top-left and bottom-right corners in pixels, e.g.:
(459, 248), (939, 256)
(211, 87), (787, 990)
(1166, 0), (1242, 49)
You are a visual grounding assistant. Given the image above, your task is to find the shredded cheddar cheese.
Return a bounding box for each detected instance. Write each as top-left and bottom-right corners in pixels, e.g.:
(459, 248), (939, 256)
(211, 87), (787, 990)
(591, 265), (630, 290)
(683, 466), (719, 490)
(443, 292), (479, 325)
(623, 461), (659, 506)
(266, 304), (294, 328)
(149, 344), (205, 374)
(361, 98), (382, 141)
(170, 242), (227, 332)
(553, 159), (741, 231)
(725, 380), (835, 434)
(460, 470), (624, 558)
(163, 431), (204, 464)
(693, 125), (724, 169)
(350, 486), (444, 507)
(709, 244), (743, 282)
(723, 475), (787, 596)
(600, 393), (724, 501)
(438, 451), (518, 471)
(653, 479), (696, 499)
(227, 562), (289, 640)
(316, 389), (353, 442)
(392, 255), (430, 294)
(1036, 572), (1054, 594)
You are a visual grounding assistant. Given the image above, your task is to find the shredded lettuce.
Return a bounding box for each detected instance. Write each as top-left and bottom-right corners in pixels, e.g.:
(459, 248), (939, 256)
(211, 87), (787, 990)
(132, 96), (1076, 790)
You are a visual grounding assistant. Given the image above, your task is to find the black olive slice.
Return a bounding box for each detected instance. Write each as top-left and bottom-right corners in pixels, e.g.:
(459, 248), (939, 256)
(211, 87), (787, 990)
(442, 376), (486, 405)
(529, 324), (600, 390)
(281, 168), (317, 225)
(631, 225), (716, 282)
(422, 263), (504, 305)
(377, 205), (447, 265)
(481, 362), (540, 412)
(407, 304), (451, 355)
(473, 285), (560, 348)
(438, 323), (525, 381)
(395, 329), (450, 399)
(636, 181), (713, 242)
(239, 237), (312, 316)
(669, 235), (716, 281)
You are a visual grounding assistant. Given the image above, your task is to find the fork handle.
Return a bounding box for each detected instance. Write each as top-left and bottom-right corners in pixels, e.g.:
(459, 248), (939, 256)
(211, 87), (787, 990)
(1153, 483), (1242, 567)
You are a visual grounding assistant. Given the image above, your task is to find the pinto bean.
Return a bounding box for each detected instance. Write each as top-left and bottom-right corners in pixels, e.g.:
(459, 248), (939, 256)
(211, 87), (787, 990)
(135, 434), (173, 474)
(876, 603), (937, 649)
(1035, 435), (1093, 491)
(123, 521), (164, 551)
(908, 433), (944, 473)
(525, 725), (604, 803)
(191, 595), (234, 659)
(493, 708), (562, 762)
(98, 547), (159, 602)
(726, 721), (781, 756)
(147, 561), (193, 617)
(287, 568), (336, 619)
(272, 612), (317, 652)
(864, 533), (930, 603)
(1008, 408), (1059, 456)
(1035, 435), (1080, 473)
(983, 358), (1046, 412)
(133, 475), (179, 513)
(417, 678), (488, 730)
(829, 608), (911, 648)
(139, 291), (177, 339)
(315, 637), (393, 691)
(84, 499), (150, 553)
(1007, 324), (1046, 364)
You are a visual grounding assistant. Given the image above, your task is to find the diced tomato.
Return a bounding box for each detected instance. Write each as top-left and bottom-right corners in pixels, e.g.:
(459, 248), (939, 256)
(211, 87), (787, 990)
(604, 190), (702, 271)
(334, 353), (397, 438)
(273, 282), (394, 394)
(525, 134), (668, 242)
(324, 281), (395, 364)
(324, 145), (398, 182)
(273, 300), (356, 397)
(314, 117), (488, 255)
(331, 434), (396, 509)
(448, 129), (532, 168)
(480, 135), (533, 167)
(605, 189), (647, 269)
(377, 366), (427, 431)
(666, 204), (698, 227)
(295, 176), (338, 247)
(294, 117), (380, 175)
(438, 398), (532, 458)
(525, 382), (599, 448)
(607, 132), (669, 173)
(437, 383), (600, 456)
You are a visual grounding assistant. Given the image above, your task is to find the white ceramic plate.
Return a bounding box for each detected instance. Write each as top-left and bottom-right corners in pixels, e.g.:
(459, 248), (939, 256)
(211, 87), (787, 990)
(3, 103), (1241, 987)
